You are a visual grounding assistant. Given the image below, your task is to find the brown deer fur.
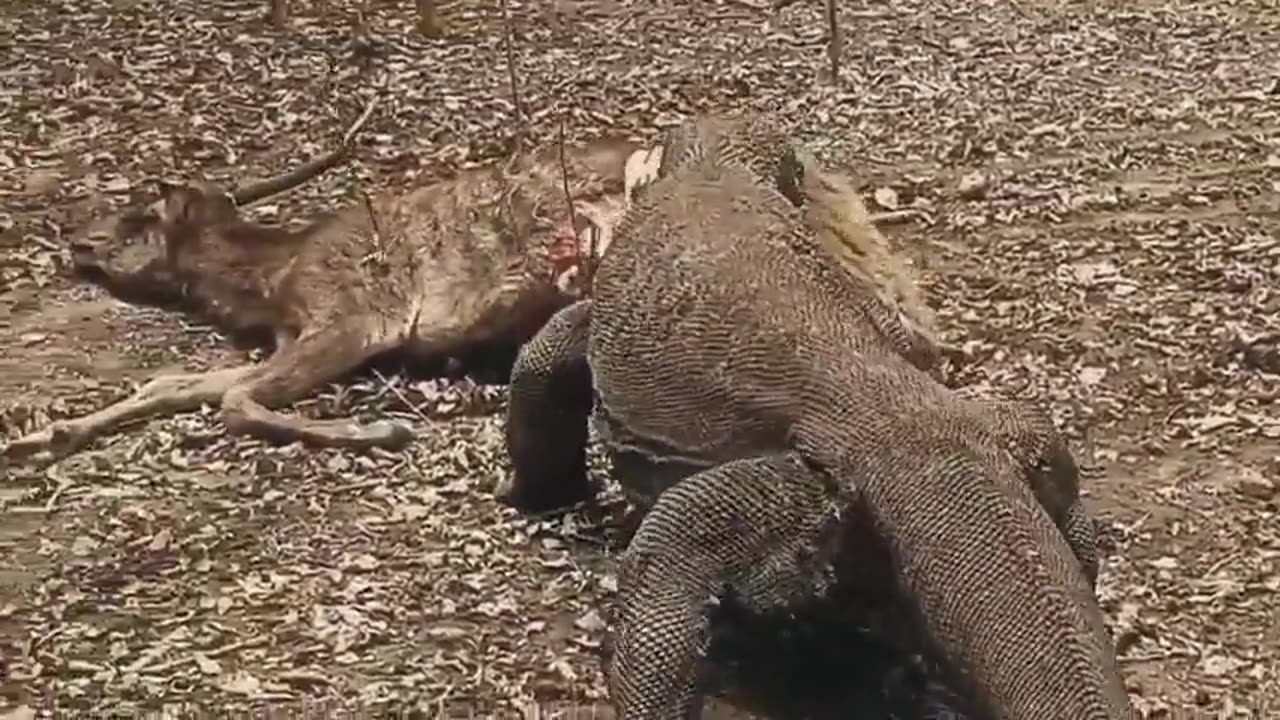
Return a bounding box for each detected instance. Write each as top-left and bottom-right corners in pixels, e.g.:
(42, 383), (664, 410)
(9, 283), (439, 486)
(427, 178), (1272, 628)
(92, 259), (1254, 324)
(4, 138), (639, 462)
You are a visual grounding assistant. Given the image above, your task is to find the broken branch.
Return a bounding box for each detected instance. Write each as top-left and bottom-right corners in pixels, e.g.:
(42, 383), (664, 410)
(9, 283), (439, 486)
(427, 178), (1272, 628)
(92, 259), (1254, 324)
(825, 0), (842, 83)
(556, 115), (590, 295)
(230, 94), (380, 206)
(359, 190), (389, 273)
(498, 0), (527, 141)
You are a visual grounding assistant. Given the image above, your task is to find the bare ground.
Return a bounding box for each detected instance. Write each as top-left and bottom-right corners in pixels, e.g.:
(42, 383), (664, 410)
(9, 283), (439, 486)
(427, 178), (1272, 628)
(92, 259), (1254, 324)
(1, 0), (1278, 717)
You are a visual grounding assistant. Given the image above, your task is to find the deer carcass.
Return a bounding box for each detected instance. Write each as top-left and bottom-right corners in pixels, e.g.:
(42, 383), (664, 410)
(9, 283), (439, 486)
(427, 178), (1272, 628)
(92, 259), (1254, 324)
(4, 131), (639, 463)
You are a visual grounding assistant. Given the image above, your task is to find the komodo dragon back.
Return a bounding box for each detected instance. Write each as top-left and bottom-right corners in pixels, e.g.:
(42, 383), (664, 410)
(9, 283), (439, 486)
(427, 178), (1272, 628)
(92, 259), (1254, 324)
(643, 114), (941, 371)
(588, 146), (1133, 717)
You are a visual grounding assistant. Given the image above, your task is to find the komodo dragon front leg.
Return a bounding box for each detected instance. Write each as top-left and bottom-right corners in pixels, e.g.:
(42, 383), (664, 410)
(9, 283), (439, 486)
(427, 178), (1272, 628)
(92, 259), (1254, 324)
(954, 388), (1104, 589)
(610, 453), (843, 717)
(496, 299), (596, 512)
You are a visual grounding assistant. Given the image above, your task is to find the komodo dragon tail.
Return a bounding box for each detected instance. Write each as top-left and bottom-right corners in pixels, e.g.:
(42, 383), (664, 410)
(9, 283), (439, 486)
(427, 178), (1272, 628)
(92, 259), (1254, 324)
(793, 410), (1136, 720)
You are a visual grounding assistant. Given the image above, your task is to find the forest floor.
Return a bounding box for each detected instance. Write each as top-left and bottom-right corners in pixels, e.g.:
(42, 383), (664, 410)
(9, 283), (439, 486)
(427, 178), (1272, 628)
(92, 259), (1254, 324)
(1, 0), (1278, 717)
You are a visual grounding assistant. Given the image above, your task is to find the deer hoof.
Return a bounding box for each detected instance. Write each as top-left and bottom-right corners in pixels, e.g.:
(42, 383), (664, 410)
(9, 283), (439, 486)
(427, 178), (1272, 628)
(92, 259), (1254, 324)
(367, 420), (414, 450)
(3, 427), (54, 460)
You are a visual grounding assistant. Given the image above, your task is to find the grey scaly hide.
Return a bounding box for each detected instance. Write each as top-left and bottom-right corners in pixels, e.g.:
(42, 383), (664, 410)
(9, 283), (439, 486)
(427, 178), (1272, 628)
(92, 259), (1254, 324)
(502, 114), (1132, 719)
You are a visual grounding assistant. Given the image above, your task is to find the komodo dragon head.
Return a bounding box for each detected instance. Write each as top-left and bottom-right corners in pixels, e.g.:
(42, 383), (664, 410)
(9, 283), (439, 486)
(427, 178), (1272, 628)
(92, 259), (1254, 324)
(648, 113), (809, 207)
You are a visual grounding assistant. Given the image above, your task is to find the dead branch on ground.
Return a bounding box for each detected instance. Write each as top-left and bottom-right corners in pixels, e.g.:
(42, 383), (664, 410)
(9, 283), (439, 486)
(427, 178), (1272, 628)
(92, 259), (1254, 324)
(825, 0), (841, 83)
(498, 0), (527, 142)
(230, 95), (379, 207)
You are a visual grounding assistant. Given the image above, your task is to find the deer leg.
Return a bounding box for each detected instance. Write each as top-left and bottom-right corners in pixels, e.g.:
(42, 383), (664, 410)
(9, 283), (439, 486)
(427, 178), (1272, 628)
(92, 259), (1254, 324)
(3, 365), (262, 464)
(219, 328), (411, 450)
(496, 300), (595, 513)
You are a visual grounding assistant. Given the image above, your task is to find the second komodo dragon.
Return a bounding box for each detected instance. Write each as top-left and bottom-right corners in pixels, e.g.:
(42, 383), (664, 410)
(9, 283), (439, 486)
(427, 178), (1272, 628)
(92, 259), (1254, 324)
(501, 115), (1135, 718)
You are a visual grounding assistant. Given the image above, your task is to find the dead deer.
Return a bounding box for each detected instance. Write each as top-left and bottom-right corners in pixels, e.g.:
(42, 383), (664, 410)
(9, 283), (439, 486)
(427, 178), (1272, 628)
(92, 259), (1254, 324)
(4, 113), (641, 463)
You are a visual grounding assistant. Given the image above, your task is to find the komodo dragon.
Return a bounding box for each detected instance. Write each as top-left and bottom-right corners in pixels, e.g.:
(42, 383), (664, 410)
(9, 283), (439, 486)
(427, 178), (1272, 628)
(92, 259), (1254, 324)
(500, 115), (1133, 718)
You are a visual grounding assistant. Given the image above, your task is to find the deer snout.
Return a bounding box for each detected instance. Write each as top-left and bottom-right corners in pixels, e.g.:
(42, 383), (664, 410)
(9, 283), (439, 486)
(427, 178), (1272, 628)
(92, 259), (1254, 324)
(68, 235), (104, 268)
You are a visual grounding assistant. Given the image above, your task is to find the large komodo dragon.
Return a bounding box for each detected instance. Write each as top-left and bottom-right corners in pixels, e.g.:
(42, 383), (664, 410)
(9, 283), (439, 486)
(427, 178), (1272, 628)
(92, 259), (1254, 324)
(2, 111), (639, 463)
(501, 115), (1134, 718)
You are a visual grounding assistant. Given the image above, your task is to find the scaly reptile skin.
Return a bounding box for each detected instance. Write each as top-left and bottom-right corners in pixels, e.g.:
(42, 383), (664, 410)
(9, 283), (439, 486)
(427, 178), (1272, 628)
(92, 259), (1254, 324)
(503, 114), (938, 512)
(503, 115), (1132, 718)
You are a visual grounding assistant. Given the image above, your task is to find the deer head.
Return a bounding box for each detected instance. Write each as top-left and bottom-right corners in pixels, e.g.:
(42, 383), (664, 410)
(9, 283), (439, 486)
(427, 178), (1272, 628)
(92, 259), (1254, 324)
(68, 182), (243, 304)
(508, 135), (652, 298)
(66, 127), (361, 305)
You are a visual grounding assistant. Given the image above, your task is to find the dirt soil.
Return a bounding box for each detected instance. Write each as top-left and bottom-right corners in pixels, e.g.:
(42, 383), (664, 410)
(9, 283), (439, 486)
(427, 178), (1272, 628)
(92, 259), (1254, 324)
(1, 0), (1279, 717)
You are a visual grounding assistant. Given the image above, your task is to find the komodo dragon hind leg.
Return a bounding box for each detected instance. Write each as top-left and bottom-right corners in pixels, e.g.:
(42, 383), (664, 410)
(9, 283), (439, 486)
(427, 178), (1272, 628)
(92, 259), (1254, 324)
(220, 326), (412, 450)
(3, 365), (262, 465)
(610, 453), (974, 719)
(496, 299), (595, 513)
(608, 453), (858, 718)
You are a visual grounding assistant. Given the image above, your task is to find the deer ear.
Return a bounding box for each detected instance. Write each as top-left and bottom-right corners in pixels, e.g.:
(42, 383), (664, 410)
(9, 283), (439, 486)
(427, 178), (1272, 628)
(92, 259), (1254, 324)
(499, 187), (538, 230)
(156, 184), (201, 224)
(148, 179), (187, 221)
(574, 137), (641, 187)
(192, 182), (237, 217)
(154, 179), (180, 198)
(624, 145), (664, 203)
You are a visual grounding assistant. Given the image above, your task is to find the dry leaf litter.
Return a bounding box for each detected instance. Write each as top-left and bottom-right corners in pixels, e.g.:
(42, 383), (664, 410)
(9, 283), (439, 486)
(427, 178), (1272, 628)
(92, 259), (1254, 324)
(1, 0), (1279, 716)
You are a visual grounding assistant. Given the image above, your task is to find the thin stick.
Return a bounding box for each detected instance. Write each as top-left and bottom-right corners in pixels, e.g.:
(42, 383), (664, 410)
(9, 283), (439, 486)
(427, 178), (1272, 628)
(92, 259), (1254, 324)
(868, 209), (930, 225)
(556, 115), (591, 296)
(342, 95), (380, 147)
(360, 190), (389, 272)
(230, 94), (379, 206)
(370, 368), (432, 423)
(361, 191), (383, 243)
(498, 0), (526, 140)
(825, 0), (841, 84)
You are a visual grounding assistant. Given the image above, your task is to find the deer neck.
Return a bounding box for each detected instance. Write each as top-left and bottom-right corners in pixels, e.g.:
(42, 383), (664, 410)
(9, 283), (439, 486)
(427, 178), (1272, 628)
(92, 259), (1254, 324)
(172, 219), (309, 337)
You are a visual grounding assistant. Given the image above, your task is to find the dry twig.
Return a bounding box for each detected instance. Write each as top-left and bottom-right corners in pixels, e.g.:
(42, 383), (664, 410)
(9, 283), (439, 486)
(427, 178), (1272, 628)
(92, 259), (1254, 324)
(498, 0), (527, 140)
(359, 191), (389, 273)
(371, 369), (432, 423)
(230, 94), (379, 206)
(825, 0), (842, 83)
(556, 114), (592, 296)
